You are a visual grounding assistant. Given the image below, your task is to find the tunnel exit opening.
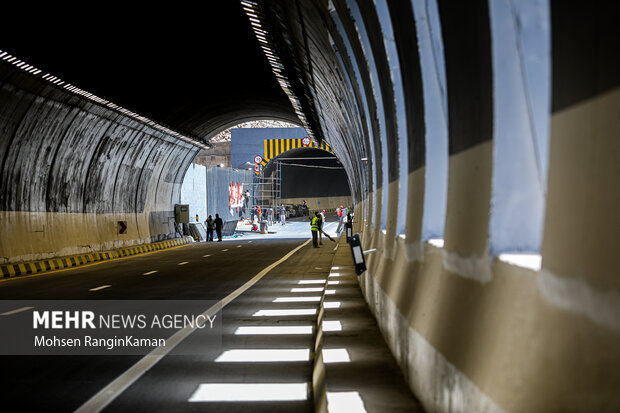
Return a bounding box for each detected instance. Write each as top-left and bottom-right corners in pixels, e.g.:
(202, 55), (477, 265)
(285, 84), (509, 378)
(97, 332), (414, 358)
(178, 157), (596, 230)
(180, 122), (353, 242)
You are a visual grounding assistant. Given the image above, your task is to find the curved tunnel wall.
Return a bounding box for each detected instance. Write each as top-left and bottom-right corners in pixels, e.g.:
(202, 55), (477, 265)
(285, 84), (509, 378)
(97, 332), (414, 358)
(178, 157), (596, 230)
(256, 0), (620, 411)
(0, 68), (199, 263)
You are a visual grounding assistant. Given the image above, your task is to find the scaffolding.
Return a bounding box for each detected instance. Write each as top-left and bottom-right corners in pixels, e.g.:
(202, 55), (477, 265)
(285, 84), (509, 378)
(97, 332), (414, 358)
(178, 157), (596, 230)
(250, 160), (282, 213)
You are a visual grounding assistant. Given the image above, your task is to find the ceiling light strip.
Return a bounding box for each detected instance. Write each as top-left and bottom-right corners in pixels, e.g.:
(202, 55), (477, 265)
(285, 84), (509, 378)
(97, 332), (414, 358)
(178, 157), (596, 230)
(239, 0), (318, 145)
(0, 49), (209, 150)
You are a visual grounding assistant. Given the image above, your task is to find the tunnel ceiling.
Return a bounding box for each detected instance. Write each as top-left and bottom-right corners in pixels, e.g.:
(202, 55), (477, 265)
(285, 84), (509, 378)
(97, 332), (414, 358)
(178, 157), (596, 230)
(0, 3), (299, 142)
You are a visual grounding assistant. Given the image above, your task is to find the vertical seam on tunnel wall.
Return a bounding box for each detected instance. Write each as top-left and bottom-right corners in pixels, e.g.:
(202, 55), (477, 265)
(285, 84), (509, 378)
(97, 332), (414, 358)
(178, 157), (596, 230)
(133, 132), (162, 240)
(109, 124), (145, 233)
(80, 116), (118, 213)
(0, 86), (37, 210)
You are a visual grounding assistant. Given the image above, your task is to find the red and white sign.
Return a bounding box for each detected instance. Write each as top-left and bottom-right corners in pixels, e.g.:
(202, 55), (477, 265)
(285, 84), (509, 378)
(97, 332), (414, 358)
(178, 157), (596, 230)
(302, 137), (311, 147)
(254, 165), (260, 173)
(254, 155), (263, 164)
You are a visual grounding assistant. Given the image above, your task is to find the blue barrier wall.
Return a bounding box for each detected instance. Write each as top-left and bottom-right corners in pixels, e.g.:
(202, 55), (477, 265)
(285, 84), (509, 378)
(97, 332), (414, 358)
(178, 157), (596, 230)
(205, 166), (254, 223)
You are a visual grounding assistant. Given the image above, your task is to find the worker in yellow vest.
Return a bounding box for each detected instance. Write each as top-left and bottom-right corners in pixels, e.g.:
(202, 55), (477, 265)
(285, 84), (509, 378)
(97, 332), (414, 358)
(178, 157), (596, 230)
(311, 211), (320, 248)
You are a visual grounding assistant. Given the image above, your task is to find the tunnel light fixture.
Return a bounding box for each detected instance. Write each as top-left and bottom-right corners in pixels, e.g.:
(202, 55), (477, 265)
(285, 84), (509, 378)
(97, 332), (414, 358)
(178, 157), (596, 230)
(321, 320), (342, 332)
(324, 302), (341, 309)
(189, 383), (308, 402)
(290, 287), (324, 293)
(428, 238), (445, 248)
(0, 49), (209, 150)
(322, 348), (350, 363)
(326, 391), (367, 412)
(240, 0), (319, 147)
(234, 326), (313, 335)
(253, 309), (317, 317)
(498, 253), (541, 271)
(273, 296), (322, 302)
(215, 349), (310, 362)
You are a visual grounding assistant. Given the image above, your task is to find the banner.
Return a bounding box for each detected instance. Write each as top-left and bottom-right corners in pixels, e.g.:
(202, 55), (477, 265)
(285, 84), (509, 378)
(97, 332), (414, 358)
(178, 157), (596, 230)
(228, 181), (244, 215)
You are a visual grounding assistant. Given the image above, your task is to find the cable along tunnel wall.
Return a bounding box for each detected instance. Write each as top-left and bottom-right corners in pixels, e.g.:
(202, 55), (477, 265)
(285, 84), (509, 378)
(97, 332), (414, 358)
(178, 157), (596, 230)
(0, 69), (200, 264)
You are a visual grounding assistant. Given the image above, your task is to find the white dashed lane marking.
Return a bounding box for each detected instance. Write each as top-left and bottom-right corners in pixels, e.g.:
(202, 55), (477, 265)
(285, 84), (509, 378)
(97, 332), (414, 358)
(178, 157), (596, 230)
(222, 249), (229, 252)
(178, 262), (189, 266)
(89, 285), (111, 291)
(143, 271), (158, 276)
(203, 254), (211, 258)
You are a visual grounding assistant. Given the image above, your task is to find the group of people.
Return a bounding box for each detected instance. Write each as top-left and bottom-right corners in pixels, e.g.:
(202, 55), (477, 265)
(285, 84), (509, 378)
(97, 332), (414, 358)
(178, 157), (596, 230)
(310, 205), (352, 247)
(204, 213), (224, 242)
(251, 206), (277, 226)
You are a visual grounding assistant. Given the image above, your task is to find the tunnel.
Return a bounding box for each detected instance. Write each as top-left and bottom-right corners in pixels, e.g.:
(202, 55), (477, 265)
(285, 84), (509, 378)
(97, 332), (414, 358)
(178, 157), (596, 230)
(0, 1), (619, 412)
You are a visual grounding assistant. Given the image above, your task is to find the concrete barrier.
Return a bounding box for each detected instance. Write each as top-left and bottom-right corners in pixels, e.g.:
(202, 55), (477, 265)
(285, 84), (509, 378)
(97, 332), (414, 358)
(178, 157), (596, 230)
(0, 237), (193, 278)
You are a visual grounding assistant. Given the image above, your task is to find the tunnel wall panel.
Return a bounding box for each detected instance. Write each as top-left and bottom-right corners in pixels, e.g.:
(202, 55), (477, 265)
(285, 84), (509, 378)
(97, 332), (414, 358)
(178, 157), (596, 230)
(0, 71), (199, 263)
(261, 0), (620, 411)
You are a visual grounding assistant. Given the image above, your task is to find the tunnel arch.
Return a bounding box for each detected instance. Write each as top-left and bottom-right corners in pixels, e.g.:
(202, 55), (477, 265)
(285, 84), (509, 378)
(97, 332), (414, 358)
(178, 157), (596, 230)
(0, 1), (618, 411)
(259, 139), (337, 171)
(261, 146), (353, 211)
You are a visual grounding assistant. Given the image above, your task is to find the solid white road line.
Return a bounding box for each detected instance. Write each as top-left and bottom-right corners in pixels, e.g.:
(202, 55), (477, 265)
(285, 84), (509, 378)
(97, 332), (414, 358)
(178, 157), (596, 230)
(75, 239), (311, 413)
(89, 285), (111, 291)
(0, 306), (34, 316)
(143, 271), (158, 276)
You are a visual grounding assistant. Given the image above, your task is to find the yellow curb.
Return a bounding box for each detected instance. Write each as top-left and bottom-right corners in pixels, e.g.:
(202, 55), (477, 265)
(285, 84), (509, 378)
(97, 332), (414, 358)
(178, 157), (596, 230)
(0, 238), (192, 282)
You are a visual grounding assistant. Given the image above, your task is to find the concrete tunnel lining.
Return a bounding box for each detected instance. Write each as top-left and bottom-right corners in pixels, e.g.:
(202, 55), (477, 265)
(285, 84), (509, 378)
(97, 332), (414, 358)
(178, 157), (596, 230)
(0, 1), (619, 412)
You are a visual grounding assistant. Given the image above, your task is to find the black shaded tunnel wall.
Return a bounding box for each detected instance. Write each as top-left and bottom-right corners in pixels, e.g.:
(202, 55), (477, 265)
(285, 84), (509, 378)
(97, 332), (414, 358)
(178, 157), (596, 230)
(281, 163), (350, 199)
(0, 66), (199, 264)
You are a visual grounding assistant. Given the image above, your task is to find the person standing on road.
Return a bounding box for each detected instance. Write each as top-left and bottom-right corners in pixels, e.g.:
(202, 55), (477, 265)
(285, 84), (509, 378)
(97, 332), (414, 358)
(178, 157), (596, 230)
(311, 211), (320, 248)
(319, 209), (326, 245)
(336, 205), (345, 233)
(280, 204), (287, 225)
(205, 215), (214, 242)
(214, 213), (224, 242)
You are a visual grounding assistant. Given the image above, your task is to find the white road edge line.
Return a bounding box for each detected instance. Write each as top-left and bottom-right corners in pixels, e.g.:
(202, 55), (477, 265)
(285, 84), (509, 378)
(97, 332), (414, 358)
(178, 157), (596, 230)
(143, 271), (158, 276)
(75, 239), (311, 413)
(89, 285), (111, 291)
(0, 306), (34, 316)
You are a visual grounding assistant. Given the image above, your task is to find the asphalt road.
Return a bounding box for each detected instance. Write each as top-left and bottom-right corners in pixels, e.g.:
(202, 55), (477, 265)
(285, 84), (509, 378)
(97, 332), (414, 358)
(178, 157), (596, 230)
(0, 238), (329, 412)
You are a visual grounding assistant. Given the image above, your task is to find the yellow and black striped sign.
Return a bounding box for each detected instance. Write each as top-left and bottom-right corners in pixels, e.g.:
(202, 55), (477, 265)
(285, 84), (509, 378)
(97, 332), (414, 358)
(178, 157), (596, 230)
(257, 138), (334, 174)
